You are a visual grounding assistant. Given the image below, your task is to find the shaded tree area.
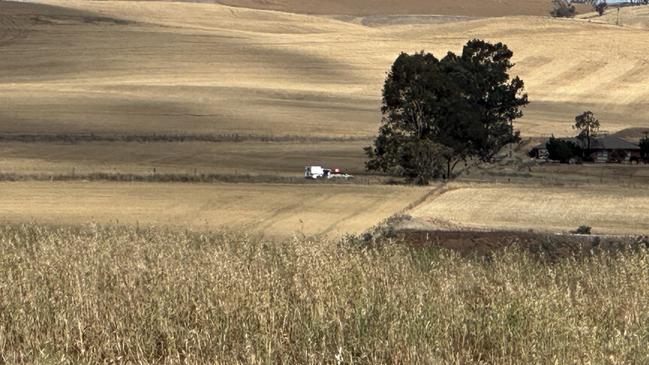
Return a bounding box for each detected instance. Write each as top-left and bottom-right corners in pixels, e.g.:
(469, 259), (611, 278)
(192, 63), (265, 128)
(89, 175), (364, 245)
(546, 136), (582, 163)
(640, 134), (649, 162)
(593, 0), (608, 16)
(573, 110), (600, 160)
(365, 39), (528, 184)
(550, 0), (576, 17)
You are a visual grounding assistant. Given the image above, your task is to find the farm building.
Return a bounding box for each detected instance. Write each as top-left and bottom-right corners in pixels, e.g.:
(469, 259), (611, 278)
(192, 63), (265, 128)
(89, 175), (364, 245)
(530, 135), (641, 163)
(585, 135), (641, 163)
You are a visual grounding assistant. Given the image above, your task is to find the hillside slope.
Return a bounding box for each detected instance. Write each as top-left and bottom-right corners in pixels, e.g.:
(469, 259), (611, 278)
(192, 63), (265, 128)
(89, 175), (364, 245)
(124, 0), (591, 17)
(1, 0), (649, 137)
(579, 4), (649, 29)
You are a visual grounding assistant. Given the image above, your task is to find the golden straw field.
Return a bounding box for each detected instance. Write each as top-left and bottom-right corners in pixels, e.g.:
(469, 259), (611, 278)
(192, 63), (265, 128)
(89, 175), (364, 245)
(410, 183), (649, 235)
(1, 0), (649, 138)
(3, 0), (649, 363)
(0, 141), (369, 176)
(2, 225), (649, 364)
(0, 0), (647, 236)
(0, 181), (427, 237)
(196, 0), (584, 17)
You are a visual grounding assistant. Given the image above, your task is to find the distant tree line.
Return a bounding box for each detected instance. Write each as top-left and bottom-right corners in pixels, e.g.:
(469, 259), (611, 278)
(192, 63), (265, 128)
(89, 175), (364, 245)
(550, 0), (611, 18)
(545, 112), (649, 164)
(546, 111), (600, 163)
(624, 0), (649, 5)
(550, 0), (577, 17)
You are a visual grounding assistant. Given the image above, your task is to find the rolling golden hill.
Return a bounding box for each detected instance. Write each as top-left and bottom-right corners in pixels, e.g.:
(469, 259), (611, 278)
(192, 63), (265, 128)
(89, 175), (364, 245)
(579, 4), (649, 30)
(124, 0), (579, 17)
(1, 0), (648, 237)
(1, 0), (648, 138)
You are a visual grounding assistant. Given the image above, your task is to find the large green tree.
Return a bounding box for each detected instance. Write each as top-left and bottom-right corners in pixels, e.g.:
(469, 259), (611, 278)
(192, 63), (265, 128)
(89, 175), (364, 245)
(365, 39), (528, 184)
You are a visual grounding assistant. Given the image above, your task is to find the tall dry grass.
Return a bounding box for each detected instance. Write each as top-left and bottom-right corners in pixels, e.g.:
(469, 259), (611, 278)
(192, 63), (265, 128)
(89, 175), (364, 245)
(1, 224), (649, 364)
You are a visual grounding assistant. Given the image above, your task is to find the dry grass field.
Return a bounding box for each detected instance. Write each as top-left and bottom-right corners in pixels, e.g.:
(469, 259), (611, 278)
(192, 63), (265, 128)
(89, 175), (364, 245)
(0, 0), (647, 197)
(579, 5), (649, 29)
(0, 181), (427, 237)
(0, 140), (369, 176)
(410, 183), (649, 235)
(131, 0), (590, 17)
(0, 0), (647, 237)
(4, 224), (649, 364)
(1, 0), (649, 138)
(4, 1), (649, 361)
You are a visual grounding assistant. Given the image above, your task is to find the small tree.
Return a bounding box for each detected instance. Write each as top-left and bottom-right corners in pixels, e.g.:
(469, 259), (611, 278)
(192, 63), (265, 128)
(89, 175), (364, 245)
(572, 225), (592, 235)
(573, 111), (600, 158)
(550, 0), (576, 17)
(640, 133), (649, 162)
(593, 0), (608, 16)
(546, 136), (581, 163)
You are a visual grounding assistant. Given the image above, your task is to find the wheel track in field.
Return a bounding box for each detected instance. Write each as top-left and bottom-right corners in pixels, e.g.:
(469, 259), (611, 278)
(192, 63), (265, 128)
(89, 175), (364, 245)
(251, 194), (332, 235)
(0, 13), (29, 47)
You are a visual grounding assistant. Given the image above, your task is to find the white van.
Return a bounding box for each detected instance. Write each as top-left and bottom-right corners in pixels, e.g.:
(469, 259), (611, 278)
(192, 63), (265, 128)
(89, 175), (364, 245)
(304, 166), (326, 179)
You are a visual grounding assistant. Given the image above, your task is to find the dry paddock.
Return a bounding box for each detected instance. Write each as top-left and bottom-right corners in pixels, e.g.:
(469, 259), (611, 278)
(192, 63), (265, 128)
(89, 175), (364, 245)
(409, 182), (649, 236)
(0, 181), (427, 238)
(2, 1), (649, 138)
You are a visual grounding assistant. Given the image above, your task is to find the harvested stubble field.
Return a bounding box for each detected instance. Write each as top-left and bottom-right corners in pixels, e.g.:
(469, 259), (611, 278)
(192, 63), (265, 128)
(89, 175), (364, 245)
(2, 0), (649, 203)
(2, 0), (649, 139)
(0, 181), (427, 237)
(0, 140), (369, 176)
(2, 224), (649, 364)
(469, 160), (649, 186)
(579, 4), (649, 30)
(410, 182), (649, 235)
(0, 0), (647, 236)
(139, 0), (590, 17)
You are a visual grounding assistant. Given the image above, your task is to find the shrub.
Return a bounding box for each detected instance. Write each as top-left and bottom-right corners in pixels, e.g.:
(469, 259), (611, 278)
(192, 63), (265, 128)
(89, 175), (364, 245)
(550, 0), (577, 17)
(546, 137), (581, 163)
(572, 225), (593, 234)
(609, 149), (628, 163)
(639, 135), (649, 162)
(594, 1), (608, 16)
(398, 140), (449, 185)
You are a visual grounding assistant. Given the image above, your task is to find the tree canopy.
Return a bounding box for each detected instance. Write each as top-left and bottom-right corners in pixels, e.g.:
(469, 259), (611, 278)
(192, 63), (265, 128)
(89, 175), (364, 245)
(573, 111), (600, 159)
(365, 39), (528, 184)
(640, 134), (649, 162)
(594, 1), (608, 16)
(550, 0), (576, 18)
(546, 136), (581, 163)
